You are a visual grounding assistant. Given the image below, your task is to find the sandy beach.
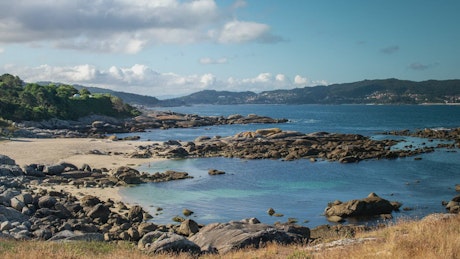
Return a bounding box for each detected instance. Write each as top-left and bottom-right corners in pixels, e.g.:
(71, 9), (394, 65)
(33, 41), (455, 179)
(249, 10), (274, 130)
(0, 138), (163, 204)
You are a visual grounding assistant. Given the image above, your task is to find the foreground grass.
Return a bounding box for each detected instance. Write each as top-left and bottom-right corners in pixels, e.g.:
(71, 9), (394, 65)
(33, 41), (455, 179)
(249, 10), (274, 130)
(0, 213), (458, 259)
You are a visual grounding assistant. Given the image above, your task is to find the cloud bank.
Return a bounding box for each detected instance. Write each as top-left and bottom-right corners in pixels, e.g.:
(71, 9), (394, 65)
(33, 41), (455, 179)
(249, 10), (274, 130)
(2, 64), (327, 98)
(0, 0), (282, 53)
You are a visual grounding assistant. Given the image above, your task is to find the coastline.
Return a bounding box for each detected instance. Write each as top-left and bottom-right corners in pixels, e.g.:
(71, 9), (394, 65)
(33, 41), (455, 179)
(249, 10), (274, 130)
(0, 137), (163, 205)
(0, 138), (162, 169)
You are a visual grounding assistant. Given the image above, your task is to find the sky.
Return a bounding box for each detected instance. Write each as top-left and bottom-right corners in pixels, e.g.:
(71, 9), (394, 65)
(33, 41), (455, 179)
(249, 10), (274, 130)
(1, 0), (459, 98)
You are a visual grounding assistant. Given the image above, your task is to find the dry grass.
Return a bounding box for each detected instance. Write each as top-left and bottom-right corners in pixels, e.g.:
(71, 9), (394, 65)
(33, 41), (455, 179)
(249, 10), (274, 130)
(1, 213), (459, 259)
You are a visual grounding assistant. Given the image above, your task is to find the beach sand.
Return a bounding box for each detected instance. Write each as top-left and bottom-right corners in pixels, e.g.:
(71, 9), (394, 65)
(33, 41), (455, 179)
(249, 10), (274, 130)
(0, 138), (163, 204)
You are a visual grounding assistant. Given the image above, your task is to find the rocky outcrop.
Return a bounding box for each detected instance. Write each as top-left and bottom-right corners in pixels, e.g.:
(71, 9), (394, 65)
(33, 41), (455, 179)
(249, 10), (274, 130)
(136, 128), (438, 162)
(138, 231), (201, 254)
(208, 169), (225, 176)
(188, 218), (310, 254)
(13, 111), (287, 138)
(443, 185), (460, 213)
(385, 127), (460, 147)
(0, 154), (193, 242)
(324, 193), (401, 222)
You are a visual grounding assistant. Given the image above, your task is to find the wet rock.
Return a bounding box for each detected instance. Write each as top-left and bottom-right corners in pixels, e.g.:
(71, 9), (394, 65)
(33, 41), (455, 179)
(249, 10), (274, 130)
(208, 169), (225, 175)
(182, 208), (194, 217)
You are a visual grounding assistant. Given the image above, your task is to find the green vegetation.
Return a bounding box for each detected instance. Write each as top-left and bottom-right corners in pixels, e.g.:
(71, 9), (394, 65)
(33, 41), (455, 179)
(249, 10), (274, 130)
(0, 74), (140, 122)
(163, 78), (460, 106)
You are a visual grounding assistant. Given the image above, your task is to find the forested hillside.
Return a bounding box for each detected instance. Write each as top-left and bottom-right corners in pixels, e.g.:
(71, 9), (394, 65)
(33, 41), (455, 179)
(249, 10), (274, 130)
(0, 74), (140, 122)
(161, 78), (460, 106)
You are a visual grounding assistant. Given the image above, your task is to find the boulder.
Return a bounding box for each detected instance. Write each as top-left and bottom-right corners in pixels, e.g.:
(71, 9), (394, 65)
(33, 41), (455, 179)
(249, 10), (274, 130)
(188, 220), (294, 254)
(0, 221), (13, 231)
(182, 208), (194, 217)
(22, 165), (45, 177)
(208, 169), (225, 176)
(86, 203), (111, 223)
(111, 167), (143, 185)
(0, 165), (24, 177)
(44, 164), (65, 175)
(33, 228), (53, 240)
(177, 219), (200, 237)
(137, 222), (158, 236)
(0, 205), (29, 222)
(9, 197), (25, 212)
(80, 195), (101, 207)
(0, 155), (16, 165)
(128, 205), (144, 222)
(139, 231), (201, 254)
(38, 196), (57, 209)
(16, 193), (34, 205)
(324, 193), (399, 220)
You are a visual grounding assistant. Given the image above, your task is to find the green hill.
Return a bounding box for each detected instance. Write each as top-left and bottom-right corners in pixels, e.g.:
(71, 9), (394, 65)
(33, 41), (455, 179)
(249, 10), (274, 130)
(160, 78), (460, 106)
(0, 74), (140, 122)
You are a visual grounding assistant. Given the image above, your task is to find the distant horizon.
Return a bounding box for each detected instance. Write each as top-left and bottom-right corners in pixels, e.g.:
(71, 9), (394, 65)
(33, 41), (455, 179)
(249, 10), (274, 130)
(27, 76), (460, 100)
(1, 1), (459, 97)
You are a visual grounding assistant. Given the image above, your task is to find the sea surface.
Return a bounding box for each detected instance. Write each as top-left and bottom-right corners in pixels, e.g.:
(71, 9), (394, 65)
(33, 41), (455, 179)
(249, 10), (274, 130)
(118, 104), (460, 227)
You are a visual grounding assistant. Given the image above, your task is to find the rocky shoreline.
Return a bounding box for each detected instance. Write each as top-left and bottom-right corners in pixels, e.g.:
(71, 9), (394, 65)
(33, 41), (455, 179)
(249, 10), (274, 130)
(1, 150), (458, 255)
(1, 113), (460, 255)
(128, 127), (459, 162)
(9, 111), (288, 138)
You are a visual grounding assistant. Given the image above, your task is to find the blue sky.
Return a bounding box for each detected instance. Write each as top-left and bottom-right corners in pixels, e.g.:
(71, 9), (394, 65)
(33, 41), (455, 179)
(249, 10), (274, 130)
(1, 0), (459, 98)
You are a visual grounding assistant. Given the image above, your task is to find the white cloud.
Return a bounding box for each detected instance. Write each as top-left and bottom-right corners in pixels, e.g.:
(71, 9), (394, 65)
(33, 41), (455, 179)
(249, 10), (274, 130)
(217, 20), (270, 43)
(0, 47), (4, 53)
(199, 57), (228, 65)
(0, 0), (282, 53)
(200, 73), (216, 87)
(294, 75), (308, 85)
(232, 0), (247, 9)
(275, 74), (288, 82)
(1, 64), (326, 97)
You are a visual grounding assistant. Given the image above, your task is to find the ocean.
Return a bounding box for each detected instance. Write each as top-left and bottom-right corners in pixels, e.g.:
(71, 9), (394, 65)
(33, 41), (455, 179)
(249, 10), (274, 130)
(118, 104), (460, 227)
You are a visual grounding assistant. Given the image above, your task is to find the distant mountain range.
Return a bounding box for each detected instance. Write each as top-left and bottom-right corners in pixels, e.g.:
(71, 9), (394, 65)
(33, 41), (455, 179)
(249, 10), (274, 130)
(43, 78), (460, 106)
(159, 78), (460, 106)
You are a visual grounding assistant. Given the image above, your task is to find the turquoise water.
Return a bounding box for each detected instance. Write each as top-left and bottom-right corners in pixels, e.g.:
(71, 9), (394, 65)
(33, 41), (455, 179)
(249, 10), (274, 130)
(118, 105), (460, 227)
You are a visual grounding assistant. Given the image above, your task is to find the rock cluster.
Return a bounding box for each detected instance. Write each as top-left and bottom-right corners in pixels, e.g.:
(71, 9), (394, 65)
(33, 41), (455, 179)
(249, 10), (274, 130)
(12, 112), (287, 138)
(137, 128), (436, 162)
(0, 156), (156, 241)
(385, 127), (460, 147)
(0, 154), (313, 255)
(324, 193), (402, 223)
(0, 155), (198, 241)
(443, 184), (460, 214)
